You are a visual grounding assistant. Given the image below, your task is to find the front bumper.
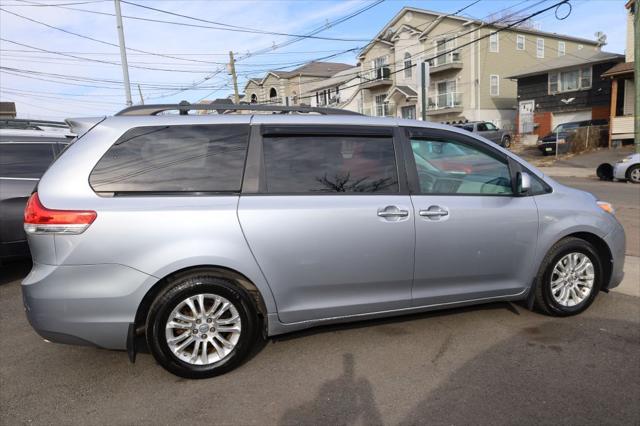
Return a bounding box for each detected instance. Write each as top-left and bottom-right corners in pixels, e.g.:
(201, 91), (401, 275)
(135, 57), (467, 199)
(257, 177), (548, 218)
(22, 262), (156, 350)
(612, 162), (629, 180)
(603, 222), (626, 290)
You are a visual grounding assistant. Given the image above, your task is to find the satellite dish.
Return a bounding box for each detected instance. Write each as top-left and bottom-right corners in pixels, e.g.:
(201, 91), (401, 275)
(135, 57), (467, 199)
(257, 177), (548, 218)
(594, 31), (607, 45)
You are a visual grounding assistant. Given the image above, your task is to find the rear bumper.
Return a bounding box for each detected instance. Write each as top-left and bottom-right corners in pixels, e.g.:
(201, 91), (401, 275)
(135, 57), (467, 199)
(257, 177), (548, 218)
(21, 262), (156, 350)
(604, 222), (626, 290)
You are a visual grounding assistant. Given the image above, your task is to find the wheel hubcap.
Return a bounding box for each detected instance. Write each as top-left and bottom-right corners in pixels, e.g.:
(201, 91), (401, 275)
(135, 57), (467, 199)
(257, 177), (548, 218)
(630, 168), (640, 183)
(550, 252), (594, 307)
(165, 293), (241, 365)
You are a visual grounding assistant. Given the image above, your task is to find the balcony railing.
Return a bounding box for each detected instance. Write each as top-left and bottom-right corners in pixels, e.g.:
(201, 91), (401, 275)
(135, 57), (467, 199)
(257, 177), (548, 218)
(427, 92), (462, 111)
(361, 66), (392, 89)
(429, 52), (462, 68)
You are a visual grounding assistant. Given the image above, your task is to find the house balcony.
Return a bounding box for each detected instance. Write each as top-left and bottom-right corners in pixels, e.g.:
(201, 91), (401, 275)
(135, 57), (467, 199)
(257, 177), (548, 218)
(428, 52), (463, 74)
(426, 92), (463, 115)
(361, 67), (393, 89)
(361, 102), (396, 117)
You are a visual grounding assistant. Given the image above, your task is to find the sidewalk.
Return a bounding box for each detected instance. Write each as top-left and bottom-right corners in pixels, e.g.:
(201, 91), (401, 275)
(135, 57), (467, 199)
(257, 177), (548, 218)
(538, 166), (595, 178)
(613, 256), (640, 298)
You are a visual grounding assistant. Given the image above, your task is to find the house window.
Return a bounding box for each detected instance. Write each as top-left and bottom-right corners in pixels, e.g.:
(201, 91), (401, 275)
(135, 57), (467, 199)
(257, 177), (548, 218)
(250, 93), (257, 103)
(490, 75), (500, 96)
(269, 87), (278, 102)
(372, 56), (389, 80)
(404, 52), (412, 78)
(558, 41), (566, 56)
(432, 80), (458, 109)
(489, 32), (499, 52)
(375, 93), (390, 116)
(548, 66), (592, 94)
(516, 34), (525, 50)
(401, 105), (416, 120)
(536, 38), (544, 58)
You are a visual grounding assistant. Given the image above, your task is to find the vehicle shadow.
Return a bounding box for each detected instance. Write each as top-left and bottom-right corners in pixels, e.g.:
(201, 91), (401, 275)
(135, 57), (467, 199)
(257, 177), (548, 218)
(279, 353), (383, 426)
(0, 259), (31, 286)
(396, 316), (640, 425)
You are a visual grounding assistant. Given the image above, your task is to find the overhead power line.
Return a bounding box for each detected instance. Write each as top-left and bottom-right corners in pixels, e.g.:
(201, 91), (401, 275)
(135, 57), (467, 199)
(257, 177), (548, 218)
(0, 7), (225, 65)
(7, 0), (375, 42)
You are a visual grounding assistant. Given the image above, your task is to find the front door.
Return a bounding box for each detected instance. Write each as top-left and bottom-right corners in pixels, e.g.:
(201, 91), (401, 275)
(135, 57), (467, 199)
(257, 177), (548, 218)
(238, 128), (414, 323)
(404, 128), (539, 306)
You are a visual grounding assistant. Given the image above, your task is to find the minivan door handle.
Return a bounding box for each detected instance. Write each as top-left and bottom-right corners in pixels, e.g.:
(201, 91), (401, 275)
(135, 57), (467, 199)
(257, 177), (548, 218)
(377, 206), (409, 218)
(419, 206), (449, 218)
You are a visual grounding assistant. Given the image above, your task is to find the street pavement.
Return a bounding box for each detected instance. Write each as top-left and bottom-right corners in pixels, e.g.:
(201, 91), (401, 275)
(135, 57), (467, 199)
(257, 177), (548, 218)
(1, 176), (638, 426)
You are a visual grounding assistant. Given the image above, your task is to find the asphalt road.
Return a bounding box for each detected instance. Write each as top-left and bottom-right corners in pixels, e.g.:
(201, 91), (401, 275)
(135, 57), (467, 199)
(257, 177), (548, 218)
(554, 177), (640, 257)
(1, 177), (639, 426)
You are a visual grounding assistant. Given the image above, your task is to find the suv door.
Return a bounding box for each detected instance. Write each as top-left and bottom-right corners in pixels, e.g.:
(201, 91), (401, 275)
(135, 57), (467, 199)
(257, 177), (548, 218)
(238, 126), (414, 323)
(403, 127), (538, 306)
(0, 141), (56, 256)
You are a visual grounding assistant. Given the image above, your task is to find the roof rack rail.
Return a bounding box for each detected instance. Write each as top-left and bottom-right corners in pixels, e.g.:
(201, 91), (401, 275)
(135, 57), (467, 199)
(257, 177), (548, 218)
(115, 101), (362, 116)
(0, 118), (69, 130)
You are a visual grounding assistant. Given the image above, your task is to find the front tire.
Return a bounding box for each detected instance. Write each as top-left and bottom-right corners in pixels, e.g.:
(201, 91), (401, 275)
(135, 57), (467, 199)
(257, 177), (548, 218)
(533, 237), (602, 317)
(146, 272), (259, 379)
(626, 165), (640, 184)
(501, 135), (511, 149)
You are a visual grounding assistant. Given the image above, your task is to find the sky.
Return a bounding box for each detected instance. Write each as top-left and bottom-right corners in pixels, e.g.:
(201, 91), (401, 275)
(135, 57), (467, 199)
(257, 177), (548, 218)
(0, 0), (631, 120)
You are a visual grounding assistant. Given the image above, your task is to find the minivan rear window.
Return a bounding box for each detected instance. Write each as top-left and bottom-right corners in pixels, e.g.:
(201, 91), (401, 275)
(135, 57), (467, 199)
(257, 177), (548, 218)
(262, 135), (398, 194)
(89, 124), (249, 194)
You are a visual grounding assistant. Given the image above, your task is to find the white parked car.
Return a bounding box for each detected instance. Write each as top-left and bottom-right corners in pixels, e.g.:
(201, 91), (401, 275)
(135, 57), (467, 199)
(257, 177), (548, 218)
(613, 153), (640, 183)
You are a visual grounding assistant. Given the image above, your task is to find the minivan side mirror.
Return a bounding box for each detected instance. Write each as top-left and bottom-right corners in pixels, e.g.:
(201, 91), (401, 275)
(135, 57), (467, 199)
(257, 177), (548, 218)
(517, 172), (531, 194)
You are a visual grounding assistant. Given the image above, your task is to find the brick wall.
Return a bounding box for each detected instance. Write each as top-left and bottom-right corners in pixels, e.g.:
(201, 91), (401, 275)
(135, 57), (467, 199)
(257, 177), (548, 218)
(534, 112), (552, 137)
(592, 105), (610, 121)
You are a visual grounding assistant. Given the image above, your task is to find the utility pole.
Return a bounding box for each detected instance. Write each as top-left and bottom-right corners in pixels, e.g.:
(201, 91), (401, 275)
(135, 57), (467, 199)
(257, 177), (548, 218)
(114, 0), (132, 106)
(228, 51), (239, 104)
(421, 60), (430, 121)
(137, 84), (144, 105)
(634, 0), (639, 153)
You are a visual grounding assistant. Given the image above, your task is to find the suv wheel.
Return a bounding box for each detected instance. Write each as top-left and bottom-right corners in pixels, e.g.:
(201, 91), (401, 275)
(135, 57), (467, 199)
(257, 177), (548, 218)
(501, 135), (511, 148)
(533, 237), (602, 316)
(146, 272), (258, 378)
(626, 165), (640, 184)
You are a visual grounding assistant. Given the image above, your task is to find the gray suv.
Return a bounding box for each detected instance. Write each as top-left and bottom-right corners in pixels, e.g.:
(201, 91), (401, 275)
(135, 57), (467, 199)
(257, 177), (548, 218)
(454, 121), (512, 148)
(22, 103), (625, 379)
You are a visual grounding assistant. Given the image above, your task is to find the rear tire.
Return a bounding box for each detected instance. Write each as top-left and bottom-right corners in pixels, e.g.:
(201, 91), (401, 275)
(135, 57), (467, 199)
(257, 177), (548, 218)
(533, 237), (602, 317)
(146, 272), (259, 379)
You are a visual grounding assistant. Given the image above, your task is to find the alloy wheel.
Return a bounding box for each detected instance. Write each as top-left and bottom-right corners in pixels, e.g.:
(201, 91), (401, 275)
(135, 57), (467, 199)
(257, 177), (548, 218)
(550, 252), (595, 307)
(165, 293), (242, 365)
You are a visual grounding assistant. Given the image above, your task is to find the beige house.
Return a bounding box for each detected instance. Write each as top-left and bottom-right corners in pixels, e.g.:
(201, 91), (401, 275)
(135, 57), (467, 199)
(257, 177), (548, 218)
(243, 61), (353, 106)
(307, 66), (361, 112)
(355, 7), (602, 129)
(601, 0), (636, 144)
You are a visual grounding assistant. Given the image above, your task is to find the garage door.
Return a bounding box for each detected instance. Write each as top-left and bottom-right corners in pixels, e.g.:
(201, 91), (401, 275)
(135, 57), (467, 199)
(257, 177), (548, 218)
(552, 110), (591, 128)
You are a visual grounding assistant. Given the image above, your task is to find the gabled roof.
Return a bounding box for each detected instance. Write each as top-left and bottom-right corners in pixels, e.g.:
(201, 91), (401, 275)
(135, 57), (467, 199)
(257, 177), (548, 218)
(358, 6), (601, 59)
(601, 61), (635, 78)
(305, 66), (360, 92)
(244, 61), (354, 90)
(385, 85), (418, 102)
(506, 50), (624, 79)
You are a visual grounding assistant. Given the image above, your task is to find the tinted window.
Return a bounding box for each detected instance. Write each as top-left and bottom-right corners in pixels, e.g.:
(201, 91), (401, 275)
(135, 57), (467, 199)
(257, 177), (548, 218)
(263, 135), (398, 193)
(485, 123), (497, 131)
(0, 143), (55, 178)
(90, 124), (249, 193)
(411, 138), (512, 195)
(476, 123), (488, 131)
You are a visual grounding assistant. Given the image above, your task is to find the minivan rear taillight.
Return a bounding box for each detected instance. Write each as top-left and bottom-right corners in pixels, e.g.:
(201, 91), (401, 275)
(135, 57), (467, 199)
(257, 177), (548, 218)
(24, 193), (97, 235)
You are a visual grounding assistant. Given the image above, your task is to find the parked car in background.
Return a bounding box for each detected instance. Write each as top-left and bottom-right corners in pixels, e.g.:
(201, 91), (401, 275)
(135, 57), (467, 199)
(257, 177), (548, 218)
(22, 103), (625, 379)
(537, 119), (608, 155)
(613, 153), (640, 183)
(453, 121), (512, 148)
(0, 124), (72, 262)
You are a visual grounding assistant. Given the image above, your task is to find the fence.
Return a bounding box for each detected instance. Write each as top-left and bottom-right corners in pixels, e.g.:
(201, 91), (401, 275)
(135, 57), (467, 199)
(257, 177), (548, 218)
(564, 125), (609, 154)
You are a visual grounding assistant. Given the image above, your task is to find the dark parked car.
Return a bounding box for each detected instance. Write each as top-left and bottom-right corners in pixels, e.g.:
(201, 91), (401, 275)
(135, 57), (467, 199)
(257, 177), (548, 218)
(0, 128), (71, 262)
(453, 121), (512, 148)
(538, 119), (608, 155)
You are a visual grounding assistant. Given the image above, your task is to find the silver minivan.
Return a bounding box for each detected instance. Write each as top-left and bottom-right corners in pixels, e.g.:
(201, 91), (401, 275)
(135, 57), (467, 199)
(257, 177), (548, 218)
(22, 104), (625, 378)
